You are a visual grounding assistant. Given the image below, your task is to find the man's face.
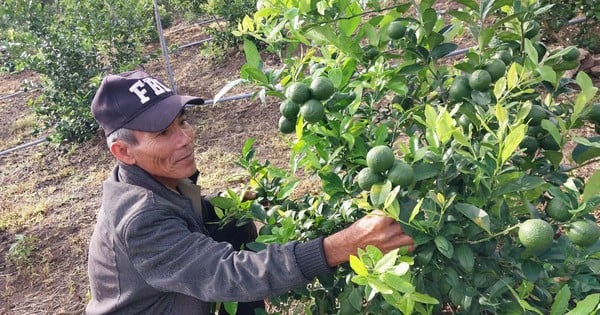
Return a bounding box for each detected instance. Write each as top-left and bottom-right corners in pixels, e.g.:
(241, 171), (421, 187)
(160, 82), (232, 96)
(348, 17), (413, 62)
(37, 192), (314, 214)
(128, 112), (197, 188)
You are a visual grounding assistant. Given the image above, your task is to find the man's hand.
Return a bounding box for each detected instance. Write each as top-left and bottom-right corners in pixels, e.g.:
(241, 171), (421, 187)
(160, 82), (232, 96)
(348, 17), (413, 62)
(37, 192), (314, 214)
(322, 210), (414, 267)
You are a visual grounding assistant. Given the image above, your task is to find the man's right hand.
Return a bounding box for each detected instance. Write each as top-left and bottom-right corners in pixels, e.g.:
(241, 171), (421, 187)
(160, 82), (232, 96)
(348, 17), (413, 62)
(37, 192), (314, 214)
(322, 210), (414, 267)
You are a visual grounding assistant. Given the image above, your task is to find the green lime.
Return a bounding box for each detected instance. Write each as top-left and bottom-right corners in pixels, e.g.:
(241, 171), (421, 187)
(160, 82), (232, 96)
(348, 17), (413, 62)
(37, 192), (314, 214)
(566, 220), (600, 247)
(449, 75), (471, 102)
(494, 50), (513, 66)
(520, 135), (539, 155)
(526, 104), (546, 126)
(524, 20), (540, 39)
(300, 99), (325, 123)
(387, 159), (415, 187)
(279, 99), (300, 120)
(562, 46), (580, 62)
(518, 219), (554, 253)
(484, 59), (506, 82)
(387, 21), (406, 40)
(586, 103), (600, 124)
(545, 198), (573, 222)
(366, 145), (395, 173)
(362, 45), (379, 61)
(534, 42), (547, 61)
(469, 69), (492, 91)
(285, 82), (311, 104)
(356, 167), (385, 191)
(278, 116), (295, 134)
(310, 77), (335, 101)
(540, 135), (560, 151)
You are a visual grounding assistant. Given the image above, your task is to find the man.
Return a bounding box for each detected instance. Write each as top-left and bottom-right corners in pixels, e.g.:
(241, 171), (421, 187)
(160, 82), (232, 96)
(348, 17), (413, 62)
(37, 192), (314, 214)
(86, 70), (414, 314)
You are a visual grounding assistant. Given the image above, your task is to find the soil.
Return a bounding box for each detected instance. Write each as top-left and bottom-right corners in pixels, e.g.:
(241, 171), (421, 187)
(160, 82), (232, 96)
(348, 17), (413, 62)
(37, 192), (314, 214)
(0, 12), (599, 315)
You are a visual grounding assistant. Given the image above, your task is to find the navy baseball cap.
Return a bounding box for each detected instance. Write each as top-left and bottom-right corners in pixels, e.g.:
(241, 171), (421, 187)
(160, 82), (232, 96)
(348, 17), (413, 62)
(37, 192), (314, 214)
(91, 70), (204, 136)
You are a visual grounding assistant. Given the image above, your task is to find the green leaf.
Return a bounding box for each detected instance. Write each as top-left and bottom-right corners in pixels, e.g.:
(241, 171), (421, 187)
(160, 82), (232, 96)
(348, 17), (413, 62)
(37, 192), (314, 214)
(351, 274), (369, 286)
(551, 285), (571, 315)
(213, 78), (248, 103)
(408, 292), (440, 304)
(339, 2), (362, 37)
(566, 293), (600, 315)
(381, 272), (414, 293)
(541, 119), (561, 147)
(454, 203), (491, 233)
(243, 39), (261, 69)
(368, 278), (393, 294)
(507, 63), (519, 90)
(370, 181), (392, 207)
(493, 175), (545, 196)
(209, 196), (236, 210)
(431, 43), (458, 59)
(448, 10), (475, 25)
(454, 244), (474, 273)
(583, 169), (600, 202)
(223, 302), (238, 315)
(374, 248), (399, 272)
(501, 124), (526, 163)
(434, 235), (454, 259)
(350, 255), (369, 276)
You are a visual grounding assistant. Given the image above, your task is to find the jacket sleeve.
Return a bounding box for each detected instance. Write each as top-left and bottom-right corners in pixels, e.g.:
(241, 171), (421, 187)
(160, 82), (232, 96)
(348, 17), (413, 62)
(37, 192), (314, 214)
(120, 207), (333, 302)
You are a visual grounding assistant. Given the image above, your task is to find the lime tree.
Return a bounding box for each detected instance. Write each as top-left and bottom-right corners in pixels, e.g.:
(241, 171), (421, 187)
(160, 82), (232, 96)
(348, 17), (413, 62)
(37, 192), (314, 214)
(300, 99), (325, 123)
(387, 159), (414, 187)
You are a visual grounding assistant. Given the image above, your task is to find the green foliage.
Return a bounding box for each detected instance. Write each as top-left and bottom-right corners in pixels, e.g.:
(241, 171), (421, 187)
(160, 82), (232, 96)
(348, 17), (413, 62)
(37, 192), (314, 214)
(218, 0), (600, 313)
(199, 0), (257, 51)
(0, 0), (157, 143)
(539, 0), (600, 52)
(7, 234), (37, 267)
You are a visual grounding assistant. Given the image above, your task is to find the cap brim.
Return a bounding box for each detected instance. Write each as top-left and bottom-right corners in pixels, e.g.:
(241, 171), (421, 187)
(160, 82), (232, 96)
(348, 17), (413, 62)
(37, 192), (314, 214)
(123, 95), (204, 132)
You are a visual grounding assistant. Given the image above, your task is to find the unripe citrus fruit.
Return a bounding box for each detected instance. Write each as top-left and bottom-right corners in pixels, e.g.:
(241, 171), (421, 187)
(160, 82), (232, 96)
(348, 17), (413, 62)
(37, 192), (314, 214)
(310, 77), (335, 100)
(524, 20), (540, 39)
(494, 50), (512, 66)
(562, 46), (580, 62)
(469, 69), (492, 91)
(387, 159), (415, 187)
(520, 135), (539, 155)
(518, 219), (554, 253)
(286, 82), (311, 104)
(449, 75), (471, 102)
(362, 45), (379, 61)
(356, 167), (385, 190)
(526, 104), (546, 126)
(545, 198), (572, 222)
(280, 99), (300, 120)
(366, 145), (395, 173)
(300, 99), (325, 123)
(484, 59), (506, 82)
(540, 135), (560, 151)
(566, 220), (600, 247)
(387, 21), (406, 40)
(278, 116), (295, 134)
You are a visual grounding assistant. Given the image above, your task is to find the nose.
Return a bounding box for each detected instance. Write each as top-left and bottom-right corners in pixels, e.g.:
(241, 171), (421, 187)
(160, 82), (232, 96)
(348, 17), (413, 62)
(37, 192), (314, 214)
(174, 124), (194, 147)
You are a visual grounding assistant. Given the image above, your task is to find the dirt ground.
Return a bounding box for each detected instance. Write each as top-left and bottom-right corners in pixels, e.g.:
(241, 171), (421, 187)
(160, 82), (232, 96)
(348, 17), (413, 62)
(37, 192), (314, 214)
(0, 12), (599, 315)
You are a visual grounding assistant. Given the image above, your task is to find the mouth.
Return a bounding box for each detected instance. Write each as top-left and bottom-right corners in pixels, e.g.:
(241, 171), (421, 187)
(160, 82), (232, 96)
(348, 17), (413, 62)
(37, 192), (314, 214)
(177, 151), (194, 163)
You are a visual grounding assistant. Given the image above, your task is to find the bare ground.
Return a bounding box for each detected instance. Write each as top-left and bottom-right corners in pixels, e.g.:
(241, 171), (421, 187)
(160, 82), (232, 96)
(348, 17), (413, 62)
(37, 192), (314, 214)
(1, 15), (599, 315)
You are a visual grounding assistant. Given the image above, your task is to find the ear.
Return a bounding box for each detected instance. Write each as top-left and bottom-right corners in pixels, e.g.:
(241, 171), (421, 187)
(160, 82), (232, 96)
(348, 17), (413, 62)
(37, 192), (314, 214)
(109, 140), (136, 165)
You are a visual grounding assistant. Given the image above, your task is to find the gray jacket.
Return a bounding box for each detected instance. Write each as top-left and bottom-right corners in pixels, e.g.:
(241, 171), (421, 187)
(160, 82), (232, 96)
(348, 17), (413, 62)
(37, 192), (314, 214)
(86, 163), (332, 314)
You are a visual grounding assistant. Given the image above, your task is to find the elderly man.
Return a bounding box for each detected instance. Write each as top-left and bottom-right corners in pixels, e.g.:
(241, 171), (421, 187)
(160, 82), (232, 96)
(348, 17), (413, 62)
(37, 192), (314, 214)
(86, 70), (414, 314)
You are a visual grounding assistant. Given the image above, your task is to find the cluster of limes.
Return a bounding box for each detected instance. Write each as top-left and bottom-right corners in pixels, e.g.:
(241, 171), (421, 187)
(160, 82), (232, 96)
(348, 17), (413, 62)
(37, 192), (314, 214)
(356, 145), (415, 191)
(519, 104), (563, 155)
(518, 198), (600, 253)
(448, 53), (508, 104)
(278, 77), (336, 134)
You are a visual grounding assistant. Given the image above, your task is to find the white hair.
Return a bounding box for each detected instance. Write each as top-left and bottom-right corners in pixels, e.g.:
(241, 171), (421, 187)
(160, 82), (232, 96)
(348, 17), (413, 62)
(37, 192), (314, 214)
(106, 128), (138, 147)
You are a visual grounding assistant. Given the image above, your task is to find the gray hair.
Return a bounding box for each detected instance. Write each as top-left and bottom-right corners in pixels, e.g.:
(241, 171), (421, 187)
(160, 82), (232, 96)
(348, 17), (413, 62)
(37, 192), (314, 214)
(106, 128), (138, 147)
